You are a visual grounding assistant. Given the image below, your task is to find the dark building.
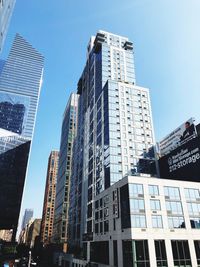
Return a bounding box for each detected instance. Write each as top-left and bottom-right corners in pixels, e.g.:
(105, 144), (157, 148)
(0, 139), (30, 231)
(159, 136), (200, 182)
(0, 101), (25, 134)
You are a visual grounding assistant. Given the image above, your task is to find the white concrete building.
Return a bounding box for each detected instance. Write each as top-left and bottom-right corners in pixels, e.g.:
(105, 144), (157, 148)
(84, 175), (200, 267)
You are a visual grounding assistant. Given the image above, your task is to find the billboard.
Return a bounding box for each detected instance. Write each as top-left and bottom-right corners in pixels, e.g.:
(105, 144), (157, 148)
(159, 136), (200, 182)
(159, 118), (196, 157)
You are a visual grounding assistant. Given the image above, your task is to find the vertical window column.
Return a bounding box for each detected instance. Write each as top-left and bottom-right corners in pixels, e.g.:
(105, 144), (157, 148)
(154, 240), (168, 266)
(171, 240), (192, 267)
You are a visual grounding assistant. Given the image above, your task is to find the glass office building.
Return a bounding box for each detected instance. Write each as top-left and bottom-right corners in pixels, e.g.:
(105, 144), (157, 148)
(53, 93), (79, 246)
(21, 209), (33, 230)
(68, 31), (156, 250)
(0, 34), (44, 239)
(0, 0), (16, 52)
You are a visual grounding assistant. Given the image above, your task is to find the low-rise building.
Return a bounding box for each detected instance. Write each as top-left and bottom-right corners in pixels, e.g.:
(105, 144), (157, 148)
(81, 175), (200, 267)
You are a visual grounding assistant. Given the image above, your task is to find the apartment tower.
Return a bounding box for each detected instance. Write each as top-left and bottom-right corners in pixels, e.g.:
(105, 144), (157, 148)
(41, 151), (59, 245)
(68, 31), (156, 251)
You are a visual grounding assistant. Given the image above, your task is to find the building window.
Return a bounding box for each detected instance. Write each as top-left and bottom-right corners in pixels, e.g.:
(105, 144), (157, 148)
(95, 223), (98, 233)
(152, 215), (163, 228)
(122, 240), (150, 267)
(194, 240), (200, 265)
(168, 216), (185, 229)
(113, 240), (118, 267)
(184, 188), (200, 201)
(129, 183), (144, 197)
(148, 185), (159, 196)
(164, 187), (180, 200)
(90, 241), (109, 265)
(113, 218), (116, 231)
(120, 184), (131, 229)
(166, 201), (183, 215)
(187, 202), (200, 216)
(131, 214), (146, 228)
(130, 199), (145, 213)
(100, 222), (103, 233)
(150, 199), (161, 210)
(104, 220), (109, 233)
(190, 218), (200, 229)
(154, 240), (168, 266)
(171, 240), (191, 267)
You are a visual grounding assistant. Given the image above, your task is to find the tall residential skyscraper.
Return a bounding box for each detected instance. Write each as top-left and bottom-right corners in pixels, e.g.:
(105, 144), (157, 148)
(53, 93), (79, 247)
(68, 31), (156, 250)
(21, 209), (33, 230)
(0, 0), (16, 52)
(0, 34), (44, 239)
(41, 150), (59, 245)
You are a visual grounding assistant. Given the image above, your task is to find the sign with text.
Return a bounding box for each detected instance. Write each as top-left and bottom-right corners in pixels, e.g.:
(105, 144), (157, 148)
(159, 136), (200, 182)
(159, 118), (196, 157)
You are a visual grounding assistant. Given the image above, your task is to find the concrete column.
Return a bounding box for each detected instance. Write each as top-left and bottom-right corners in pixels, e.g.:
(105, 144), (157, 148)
(148, 239), (157, 267)
(118, 238), (123, 267)
(87, 241), (90, 262)
(165, 239), (174, 266)
(188, 239), (198, 267)
(109, 238), (113, 266)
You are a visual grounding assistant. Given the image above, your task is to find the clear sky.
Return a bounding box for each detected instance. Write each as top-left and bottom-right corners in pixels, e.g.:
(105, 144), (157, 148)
(2, 0), (200, 230)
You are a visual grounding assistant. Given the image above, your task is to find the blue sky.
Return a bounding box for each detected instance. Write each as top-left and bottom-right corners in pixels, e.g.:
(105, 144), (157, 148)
(2, 0), (200, 227)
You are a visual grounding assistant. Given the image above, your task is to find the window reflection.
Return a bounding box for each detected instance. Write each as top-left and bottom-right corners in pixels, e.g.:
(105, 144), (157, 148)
(164, 187), (180, 200)
(168, 216), (185, 229)
(129, 184), (144, 197)
(148, 185), (159, 196)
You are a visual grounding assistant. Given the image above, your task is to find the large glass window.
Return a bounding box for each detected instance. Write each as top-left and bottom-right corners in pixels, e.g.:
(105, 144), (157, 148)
(130, 199), (145, 213)
(166, 201), (183, 215)
(187, 202), (200, 216)
(168, 216), (185, 229)
(120, 184), (131, 229)
(129, 184), (144, 197)
(152, 215), (163, 228)
(90, 241), (109, 265)
(171, 240), (191, 267)
(113, 240), (118, 267)
(133, 240), (150, 267)
(122, 240), (150, 267)
(164, 187), (180, 200)
(131, 214), (146, 228)
(155, 240), (168, 266)
(150, 200), (161, 210)
(190, 217), (200, 229)
(148, 185), (159, 196)
(184, 188), (200, 201)
(194, 240), (200, 265)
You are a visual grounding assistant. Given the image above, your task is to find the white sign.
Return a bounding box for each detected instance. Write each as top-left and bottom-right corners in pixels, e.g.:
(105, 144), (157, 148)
(159, 118), (196, 156)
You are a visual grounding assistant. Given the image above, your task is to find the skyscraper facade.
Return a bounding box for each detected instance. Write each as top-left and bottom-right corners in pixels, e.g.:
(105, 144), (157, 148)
(53, 93), (79, 247)
(0, 0), (16, 52)
(68, 31), (156, 250)
(0, 34), (44, 239)
(21, 209), (33, 230)
(41, 150), (59, 245)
